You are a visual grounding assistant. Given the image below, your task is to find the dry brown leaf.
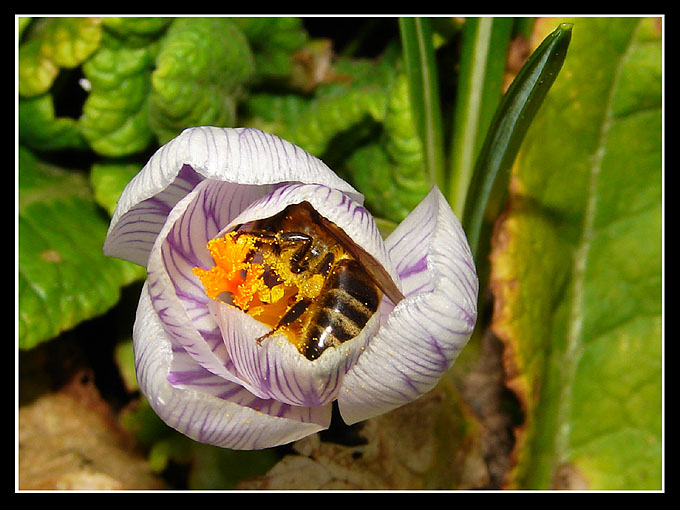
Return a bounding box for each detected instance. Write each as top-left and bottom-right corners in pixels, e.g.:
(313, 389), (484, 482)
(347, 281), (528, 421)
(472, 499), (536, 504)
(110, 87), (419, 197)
(18, 370), (166, 491)
(240, 388), (470, 491)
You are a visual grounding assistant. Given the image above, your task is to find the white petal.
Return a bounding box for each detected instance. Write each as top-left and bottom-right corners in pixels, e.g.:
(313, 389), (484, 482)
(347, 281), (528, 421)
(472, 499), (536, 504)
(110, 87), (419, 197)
(134, 282), (331, 450)
(338, 187), (478, 424)
(104, 165), (202, 266)
(210, 299), (378, 408)
(145, 179), (261, 385)
(104, 127), (361, 266)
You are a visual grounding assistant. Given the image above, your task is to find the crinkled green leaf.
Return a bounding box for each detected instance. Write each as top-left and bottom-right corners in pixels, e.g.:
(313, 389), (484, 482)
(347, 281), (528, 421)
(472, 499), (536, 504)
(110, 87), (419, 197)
(19, 93), (88, 151)
(19, 17), (103, 97)
(18, 39), (59, 97)
(39, 17), (103, 67)
(285, 84), (388, 157)
(231, 17), (308, 81)
(90, 161), (142, 215)
(490, 17), (662, 490)
(243, 92), (310, 139)
(345, 73), (430, 222)
(244, 50), (399, 157)
(149, 17), (255, 144)
(101, 16), (171, 47)
(79, 34), (157, 157)
(18, 147), (145, 350)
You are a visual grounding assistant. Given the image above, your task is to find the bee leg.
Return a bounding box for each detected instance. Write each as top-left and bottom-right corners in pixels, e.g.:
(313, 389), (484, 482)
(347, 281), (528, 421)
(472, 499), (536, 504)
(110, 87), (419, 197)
(255, 298), (312, 345)
(230, 230), (277, 263)
(277, 232), (313, 273)
(310, 252), (335, 277)
(234, 230), (277, 242)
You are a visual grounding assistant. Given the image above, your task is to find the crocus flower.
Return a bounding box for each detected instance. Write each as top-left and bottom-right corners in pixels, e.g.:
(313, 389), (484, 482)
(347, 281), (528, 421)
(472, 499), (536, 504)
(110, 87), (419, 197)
(104, 126), (478, 450)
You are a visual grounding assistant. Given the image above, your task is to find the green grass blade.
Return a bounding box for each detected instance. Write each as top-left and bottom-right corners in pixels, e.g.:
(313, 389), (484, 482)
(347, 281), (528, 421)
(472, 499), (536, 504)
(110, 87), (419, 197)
(448, 17), (514, 218)
(398, 17), (445, 190)
(462, 22), (573, 259)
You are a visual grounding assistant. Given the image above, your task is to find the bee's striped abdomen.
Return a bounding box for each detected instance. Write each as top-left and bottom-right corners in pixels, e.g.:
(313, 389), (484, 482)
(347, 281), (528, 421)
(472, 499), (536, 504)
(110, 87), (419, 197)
(303, 259), (381, 360)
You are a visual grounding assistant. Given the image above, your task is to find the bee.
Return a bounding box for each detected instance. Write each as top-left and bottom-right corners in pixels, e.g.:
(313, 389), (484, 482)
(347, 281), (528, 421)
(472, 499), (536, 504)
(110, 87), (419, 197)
(233, 201), (404, 361)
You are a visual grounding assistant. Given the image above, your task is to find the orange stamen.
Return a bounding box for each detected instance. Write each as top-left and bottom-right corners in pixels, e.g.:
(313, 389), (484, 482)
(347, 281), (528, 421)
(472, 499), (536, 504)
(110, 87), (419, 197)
(192, 232), (263, 305)
(193, 232), (295, 322)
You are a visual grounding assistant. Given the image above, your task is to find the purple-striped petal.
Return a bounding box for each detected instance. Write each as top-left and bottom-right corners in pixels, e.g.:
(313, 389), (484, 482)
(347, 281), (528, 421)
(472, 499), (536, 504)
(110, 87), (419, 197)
(104, 126), (361, 267)
(337, 187), (478, 424)
(134, 282), (332, 450)
(145, 179), (263, 386)
(210, 299), (377, 407)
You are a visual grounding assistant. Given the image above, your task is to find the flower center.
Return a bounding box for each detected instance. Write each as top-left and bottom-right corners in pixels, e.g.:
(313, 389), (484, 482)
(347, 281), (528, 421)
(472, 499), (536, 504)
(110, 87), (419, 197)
(192, 231), (325, 350)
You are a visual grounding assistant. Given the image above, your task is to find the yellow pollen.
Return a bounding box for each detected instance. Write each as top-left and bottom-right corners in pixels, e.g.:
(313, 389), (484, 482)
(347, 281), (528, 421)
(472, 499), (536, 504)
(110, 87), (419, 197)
(192, 232), (266, 307)
(299, 273), (325, 299)
(232, 263), (267, 310)
(193, 232), (301, 330)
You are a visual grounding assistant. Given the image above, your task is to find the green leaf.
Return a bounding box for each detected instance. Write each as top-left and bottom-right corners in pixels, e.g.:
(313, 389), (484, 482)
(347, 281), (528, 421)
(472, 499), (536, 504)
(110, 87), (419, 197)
(101, 16), (171, 46)
(285, 83), (387, 157)
(489, 17), (662, 490)
(149, 17), (255, 144)
(231, 17), (308, 81)
(345, 73), (430, 222)
(18, 147), (145, 350)
(18, 17), (103, 97)
(38, 17), (103, 68)
(79, 35), (157, 157)
(19, 93), (88, 151)
(18, 16), (32, 39)
(90, 161), (142, 215)
(244, 52), (398, 157)
(18, 39), (59, 97)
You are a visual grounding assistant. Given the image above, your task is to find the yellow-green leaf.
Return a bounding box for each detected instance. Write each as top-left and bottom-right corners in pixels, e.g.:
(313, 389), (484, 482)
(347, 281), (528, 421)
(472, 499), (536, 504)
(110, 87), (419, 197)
(18, 17), (103, 97)
(490, 17), (661, 490)
(79, 39), (157, 157)
(18, 148), (145, 350)
(149, 17), (255, 144)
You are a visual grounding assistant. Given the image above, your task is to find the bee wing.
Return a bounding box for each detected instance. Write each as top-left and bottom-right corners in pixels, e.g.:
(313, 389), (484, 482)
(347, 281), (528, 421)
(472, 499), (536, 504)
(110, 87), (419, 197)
(316, 214), (405, 306)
